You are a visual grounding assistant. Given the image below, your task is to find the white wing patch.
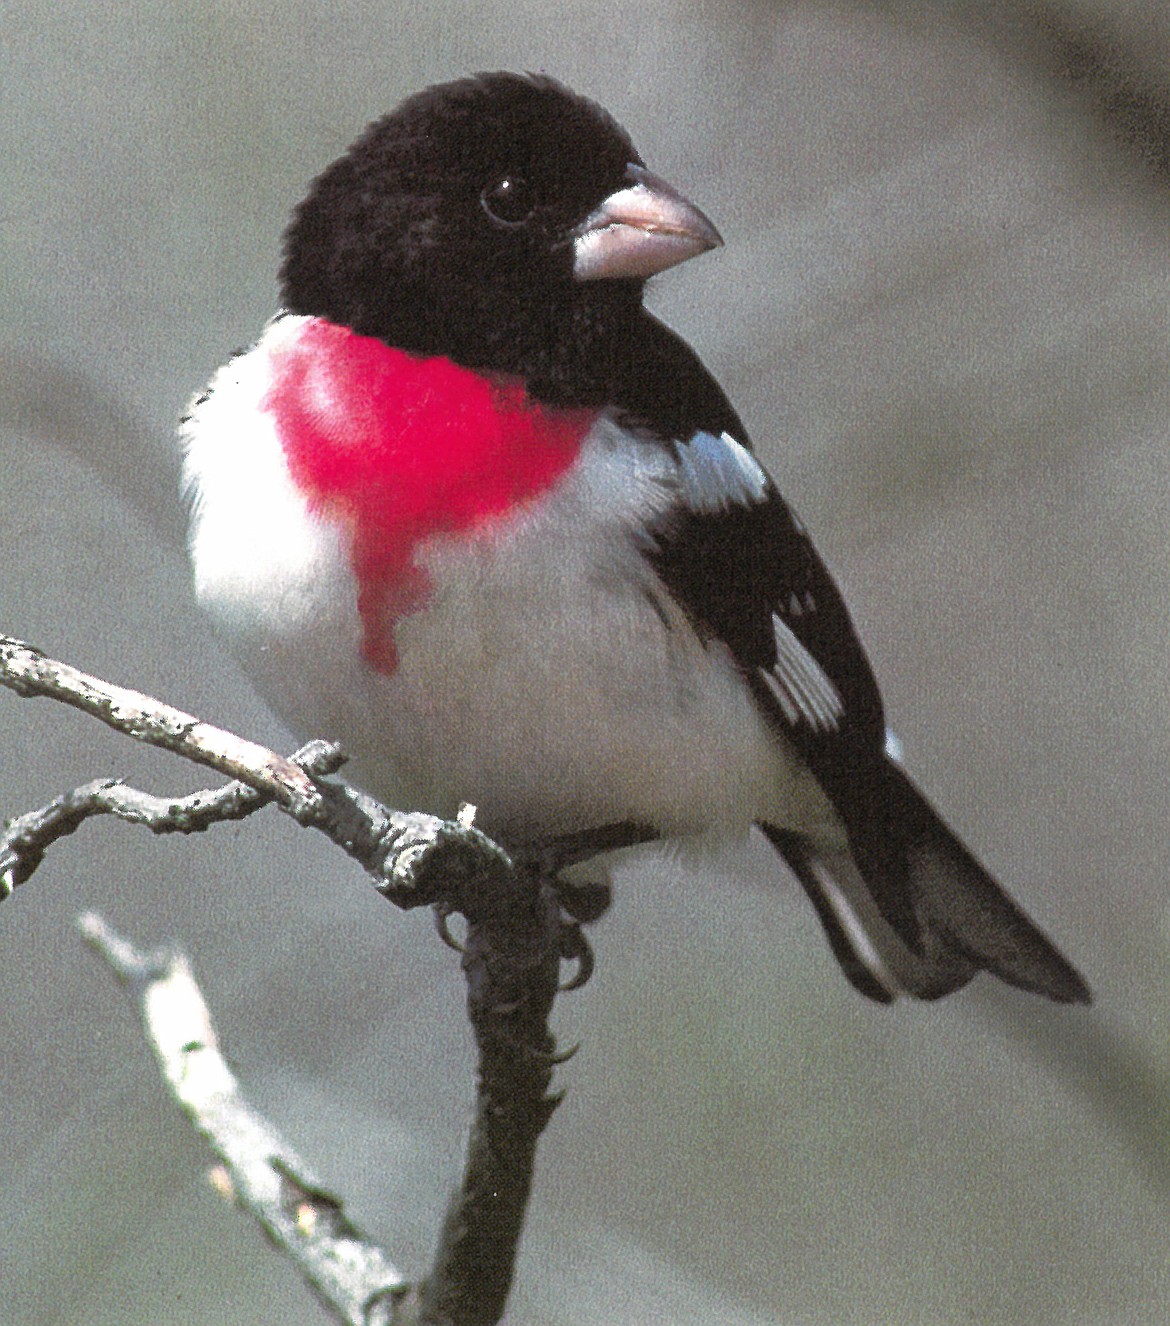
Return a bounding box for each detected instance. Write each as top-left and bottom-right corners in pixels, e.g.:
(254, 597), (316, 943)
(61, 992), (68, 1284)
(761, 613), (844, 731)
(675, 430), (769, 513)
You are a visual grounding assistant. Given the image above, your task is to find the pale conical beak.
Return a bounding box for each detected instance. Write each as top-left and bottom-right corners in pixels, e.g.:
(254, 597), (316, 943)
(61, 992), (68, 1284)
(572, 163), (723, 282)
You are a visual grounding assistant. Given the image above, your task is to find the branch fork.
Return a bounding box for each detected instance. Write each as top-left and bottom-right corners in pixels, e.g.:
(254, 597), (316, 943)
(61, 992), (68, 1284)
(0, 633), (652, 1324)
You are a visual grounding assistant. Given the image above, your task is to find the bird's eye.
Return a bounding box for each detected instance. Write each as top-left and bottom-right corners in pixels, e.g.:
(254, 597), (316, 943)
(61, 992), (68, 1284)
(480, 175), (535, 226)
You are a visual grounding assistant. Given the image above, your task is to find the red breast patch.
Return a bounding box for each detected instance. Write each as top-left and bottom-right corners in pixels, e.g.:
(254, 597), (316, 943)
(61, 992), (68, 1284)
(262, 318), (593, 674)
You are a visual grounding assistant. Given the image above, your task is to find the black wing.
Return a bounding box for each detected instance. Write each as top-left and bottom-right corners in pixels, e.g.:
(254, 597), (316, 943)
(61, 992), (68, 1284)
(620, 317), (922, 956)
(613, 314), (885, 744)
(612, 315), (1089, 1006)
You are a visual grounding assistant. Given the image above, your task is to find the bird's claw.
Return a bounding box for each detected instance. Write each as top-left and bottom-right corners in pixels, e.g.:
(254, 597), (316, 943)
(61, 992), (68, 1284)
(433, 903), (466, 953)
(557, 919), (595, 992)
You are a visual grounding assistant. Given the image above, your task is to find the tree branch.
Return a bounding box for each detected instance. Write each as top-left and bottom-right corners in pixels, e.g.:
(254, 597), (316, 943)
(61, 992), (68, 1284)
(79, 911), (406, 1325)
(0, 636), (324, 813)
(406, 858), (566, 1325)
(0, 635), (514, 908)
(1, 633), (656, 1324)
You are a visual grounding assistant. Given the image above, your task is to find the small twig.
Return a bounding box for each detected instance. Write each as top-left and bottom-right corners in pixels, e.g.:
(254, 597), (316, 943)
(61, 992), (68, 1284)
(0, 745), (338, 898)
(0, 636), (323, 815)
(78, 911), (405, 1326)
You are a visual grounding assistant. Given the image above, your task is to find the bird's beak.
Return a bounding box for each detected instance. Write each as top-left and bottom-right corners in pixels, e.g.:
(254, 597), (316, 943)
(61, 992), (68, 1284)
(572, 163), (723, 281)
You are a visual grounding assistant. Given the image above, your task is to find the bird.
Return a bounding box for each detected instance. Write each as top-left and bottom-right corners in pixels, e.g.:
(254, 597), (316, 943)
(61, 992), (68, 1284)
(181, 71), (1089, 1005)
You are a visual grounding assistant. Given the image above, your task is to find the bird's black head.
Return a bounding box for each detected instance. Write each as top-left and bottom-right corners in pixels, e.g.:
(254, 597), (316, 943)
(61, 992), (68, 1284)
(280, 72), (720, 400)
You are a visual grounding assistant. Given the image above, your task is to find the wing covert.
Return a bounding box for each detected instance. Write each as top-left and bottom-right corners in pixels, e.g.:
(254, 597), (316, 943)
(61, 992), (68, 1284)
(643, 436), (885, 753)
(608, 311), (885, 754)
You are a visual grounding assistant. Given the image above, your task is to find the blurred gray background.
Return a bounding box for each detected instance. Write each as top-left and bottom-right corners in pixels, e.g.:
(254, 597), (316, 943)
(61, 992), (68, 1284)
(4, 2), (1170, 1322)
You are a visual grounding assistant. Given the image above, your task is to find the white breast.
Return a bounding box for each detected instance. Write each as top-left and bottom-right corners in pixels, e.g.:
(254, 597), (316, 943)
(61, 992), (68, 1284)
(181, 320), (837, 845)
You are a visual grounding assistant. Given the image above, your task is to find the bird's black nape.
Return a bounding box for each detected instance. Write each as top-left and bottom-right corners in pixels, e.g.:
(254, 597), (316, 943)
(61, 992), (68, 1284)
(279, 72), (651, 395)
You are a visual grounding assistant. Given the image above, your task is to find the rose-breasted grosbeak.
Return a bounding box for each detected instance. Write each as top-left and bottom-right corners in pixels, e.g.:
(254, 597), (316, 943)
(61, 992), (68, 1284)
(182, 72), (1088, 1005)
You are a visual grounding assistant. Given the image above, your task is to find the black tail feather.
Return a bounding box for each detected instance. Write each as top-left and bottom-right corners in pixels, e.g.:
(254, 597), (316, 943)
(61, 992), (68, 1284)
(761, 759), (1090, 1006)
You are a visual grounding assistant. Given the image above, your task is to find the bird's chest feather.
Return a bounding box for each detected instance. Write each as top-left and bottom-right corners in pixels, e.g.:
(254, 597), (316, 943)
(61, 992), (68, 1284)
(182, 316), (801, 837)
(257, 316), (597, 673)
